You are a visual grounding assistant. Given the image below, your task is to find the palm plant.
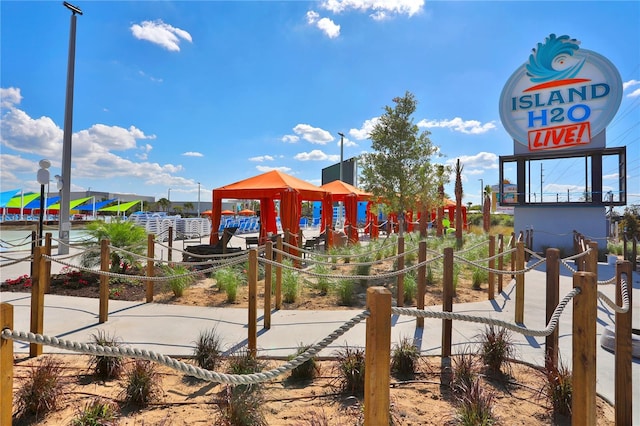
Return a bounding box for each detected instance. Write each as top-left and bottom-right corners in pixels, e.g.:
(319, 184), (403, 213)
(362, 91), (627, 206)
(81, 220), (148, 273)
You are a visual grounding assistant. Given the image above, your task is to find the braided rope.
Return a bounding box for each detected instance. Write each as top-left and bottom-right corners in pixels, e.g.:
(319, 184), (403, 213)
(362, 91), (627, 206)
(391, 287), (581, 337)
(0, 254), (33, 267)
(597, 278), (631, 314)
(1, 311), (369, 384)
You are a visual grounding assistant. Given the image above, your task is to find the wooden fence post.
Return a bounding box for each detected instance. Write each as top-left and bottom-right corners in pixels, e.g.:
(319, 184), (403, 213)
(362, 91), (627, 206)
(276, 235), (283, 310)
(30, 246), (46, 357)
(1, 303), (14, 426)
(545, 248), (559, 372)
(364, 287), (391, 426)
(99, 239), (110, 323)
(264, 241), (273, 329)
(615, 260), (633, 425)
(510, 232), (516, 278)
(396, 235), (405, 307)
(30, 230), (36, 278)
(442, 247), (453, 358)
(248, 249), (258, 358)
(515, 241), (525, 324)
(497, 234), (504, 293)
(416, 241), (426, 328)
(44, 233), (52, 293)
(146, 234), (155, 303)
(586, 241), (598, 274)
(572, 271), (597, 426)
(168, 226), (173, 263)
(488, 235), (495, 300)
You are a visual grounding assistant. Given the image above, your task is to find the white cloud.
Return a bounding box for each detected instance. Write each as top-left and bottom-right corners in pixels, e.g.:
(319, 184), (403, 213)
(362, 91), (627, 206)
(628, 88), (640, 98)
(447, 152), (498, 172)
(349, 117), (379, 140)
(292, 124), (334, 144)
(339, 136), (358, 148)
(182, 151), (203, 157)
(249, 155), (275, 162)
(306, 10), (340, 38)
(282, 134), (300, 143)
(295, 149), (340, 161)
(0, 87), (22, 108)
(256, 165), (292, 173)
(130, 20), (192, 52)
(603, 173), (619, 180)
(622, 79), (639, 91)
(417, 117), (497, 135)
(321, 0), (424, 19)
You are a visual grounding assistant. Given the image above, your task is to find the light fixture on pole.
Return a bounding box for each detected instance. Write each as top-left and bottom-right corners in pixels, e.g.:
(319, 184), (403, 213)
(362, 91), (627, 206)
(197, 182), (201, 216)
(58, 1), (83, 255)
(37, 159), (51, 247)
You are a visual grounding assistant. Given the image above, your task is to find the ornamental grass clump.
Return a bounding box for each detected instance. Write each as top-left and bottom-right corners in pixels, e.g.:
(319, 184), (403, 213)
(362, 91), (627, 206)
(542, 360), (573, 418)
(288, 343), (320, 381)
(479, 325), (514, 375)
(71, 398), (119, 426)
(455, 379), (496, 426)
(334, 345), (365, 396)
(214, 267), (242, 302)
(193, 327), (224, 371)
(403, 272), (417, 303)
(87, 330), (124, 380)
(451, 348), (479, 394)
(336, 278), (355, 306)
(162, 264), (195, 297)
(14, 356), (66, 420)
(216, 384), (267, 426)
(313, 263), (331, 295)
(391, 336), (420, 378)
(472, 268), (487, 290)
(282, 260), (300, 303)
(120, 360), (162, 407)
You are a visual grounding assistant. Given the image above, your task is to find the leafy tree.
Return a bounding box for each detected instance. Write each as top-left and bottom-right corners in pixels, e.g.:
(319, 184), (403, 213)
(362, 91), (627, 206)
(81, 220), (148, 273)
(360, 91), (442, 234)
(156, 198), (170, 212)
(183, 202), (194, 215)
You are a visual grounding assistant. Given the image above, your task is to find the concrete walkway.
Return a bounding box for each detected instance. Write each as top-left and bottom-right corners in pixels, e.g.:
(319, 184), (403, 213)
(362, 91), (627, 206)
(1, 244), (639, 423)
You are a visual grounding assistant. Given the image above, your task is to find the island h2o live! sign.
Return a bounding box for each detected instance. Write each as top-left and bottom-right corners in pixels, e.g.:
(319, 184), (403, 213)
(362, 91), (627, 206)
(499, 34), (622, 155)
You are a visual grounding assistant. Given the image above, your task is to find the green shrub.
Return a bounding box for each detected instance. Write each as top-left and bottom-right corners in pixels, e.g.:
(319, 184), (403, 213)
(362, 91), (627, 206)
(193, 328), (224, 371)
(14, 356), (65, 419)
(313, 263), (331, 295)
(336, 278), (355, 306)
(88, 330), (124, 380)
(217, 385), (267, 426)
(426, 265), (435, 285)
(403, 273), (417, 303)
(334, 345), (365, 396)
(215, 267), (242, 302)
(391, 336), (420, 378)
(282, 260), (299, 303)
(71, 398), (119, 426)
(120, 360), (161, 407)
(472, 268), (487, 290)
(162, 264), (195, 297)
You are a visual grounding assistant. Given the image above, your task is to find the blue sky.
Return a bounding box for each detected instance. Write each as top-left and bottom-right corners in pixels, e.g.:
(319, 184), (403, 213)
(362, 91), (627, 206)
(1, 0), (639, 207)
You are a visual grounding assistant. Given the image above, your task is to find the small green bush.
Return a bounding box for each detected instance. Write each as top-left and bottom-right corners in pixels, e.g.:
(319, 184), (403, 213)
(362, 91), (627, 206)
(217, 385), (267, 426)
(282, 260), (299, 303)
(336, 278), (355, 306)
(88, 330), (124, 380)
(403, 273), (417, 303)
(71, 398), (119, 426)
(313, 263), (331, 295)
(472, 268), (487, 290)
(162, 264), (195, 297)
(215, 267), (242, 302)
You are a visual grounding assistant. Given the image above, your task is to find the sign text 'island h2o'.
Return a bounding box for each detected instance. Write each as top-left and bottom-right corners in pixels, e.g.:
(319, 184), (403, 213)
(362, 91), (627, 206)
(499, 34), (622, 154)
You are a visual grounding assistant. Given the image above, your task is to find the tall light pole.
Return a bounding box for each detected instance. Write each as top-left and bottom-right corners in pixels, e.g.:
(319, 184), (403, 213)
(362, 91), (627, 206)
(168, 188), (171, 201)
(197, 182), (201, 216)
(58, 1), (82, 255)
(479, 178), (484, 211)
(37, 159), (51, 247)
(337, 132), (345, 228)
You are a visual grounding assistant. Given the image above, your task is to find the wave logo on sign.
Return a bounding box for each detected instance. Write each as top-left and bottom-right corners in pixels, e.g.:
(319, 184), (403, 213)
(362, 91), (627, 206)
(499, 34), (622, 153)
